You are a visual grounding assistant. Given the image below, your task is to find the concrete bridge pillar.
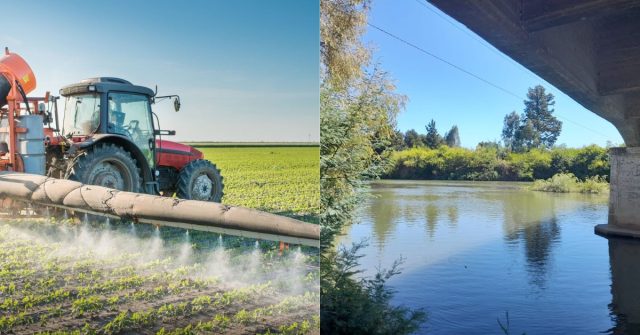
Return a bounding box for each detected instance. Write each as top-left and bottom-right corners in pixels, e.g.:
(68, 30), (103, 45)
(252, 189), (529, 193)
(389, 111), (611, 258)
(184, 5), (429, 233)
(595, 147), (640, 238)
(607, 238), (640, 331)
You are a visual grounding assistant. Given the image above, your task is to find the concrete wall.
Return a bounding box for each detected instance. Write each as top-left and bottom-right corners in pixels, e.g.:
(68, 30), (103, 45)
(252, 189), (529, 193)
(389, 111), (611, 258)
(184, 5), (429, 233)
(596, 147), (640, 237)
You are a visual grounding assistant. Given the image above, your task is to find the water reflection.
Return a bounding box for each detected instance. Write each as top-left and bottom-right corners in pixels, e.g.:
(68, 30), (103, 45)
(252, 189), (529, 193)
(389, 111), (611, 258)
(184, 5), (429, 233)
(425, 204), (438, 238)
(362, 181), (586, 287)
(347, 180), (615, 334)
(446, 206), (458, 227)
(607, 238), (640, 334)
(522, 217), (560, 289)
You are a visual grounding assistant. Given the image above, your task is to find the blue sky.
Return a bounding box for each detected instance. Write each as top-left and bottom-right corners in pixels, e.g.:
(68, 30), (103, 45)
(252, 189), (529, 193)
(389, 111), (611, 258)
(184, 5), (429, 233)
(364, 0), (624, 148)
(1, 0), (319, 142)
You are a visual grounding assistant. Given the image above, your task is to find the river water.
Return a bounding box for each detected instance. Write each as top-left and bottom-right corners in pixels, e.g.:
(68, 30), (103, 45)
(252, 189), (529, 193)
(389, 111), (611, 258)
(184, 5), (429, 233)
(342, 180), (640, 334)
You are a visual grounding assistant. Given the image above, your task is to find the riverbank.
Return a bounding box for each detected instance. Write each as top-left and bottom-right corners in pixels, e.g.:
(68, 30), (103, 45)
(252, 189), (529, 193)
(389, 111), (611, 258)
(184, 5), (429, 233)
(386, 145), (609, 182)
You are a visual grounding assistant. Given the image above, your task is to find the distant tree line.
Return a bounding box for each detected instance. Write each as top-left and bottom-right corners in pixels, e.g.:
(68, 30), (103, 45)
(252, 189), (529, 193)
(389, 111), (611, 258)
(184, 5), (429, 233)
(397, 120), (460, 149)
(386, 85), (612, 181)
(386, 144), (609, 181)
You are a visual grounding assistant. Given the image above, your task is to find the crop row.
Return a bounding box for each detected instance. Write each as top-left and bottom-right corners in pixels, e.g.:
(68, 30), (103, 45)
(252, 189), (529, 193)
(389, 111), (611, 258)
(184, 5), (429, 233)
(154, 291), (319, 335)
(28, 282), (276, 335)
(0, 276), (215, 332)
(0, 264), (212, 314)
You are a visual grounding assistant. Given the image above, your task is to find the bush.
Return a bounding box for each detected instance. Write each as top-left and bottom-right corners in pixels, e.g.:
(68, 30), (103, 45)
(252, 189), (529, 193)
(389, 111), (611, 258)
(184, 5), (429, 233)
(578, 175), (609, 194)
(530, 173), (609, 194)
(321, 242), (426, 334)
(530, 173), (578, 193)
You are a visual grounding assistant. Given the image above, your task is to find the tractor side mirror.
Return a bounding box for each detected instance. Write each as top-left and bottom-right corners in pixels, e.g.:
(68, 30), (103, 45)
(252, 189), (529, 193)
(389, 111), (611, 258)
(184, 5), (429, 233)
(173, 97), (181, 112)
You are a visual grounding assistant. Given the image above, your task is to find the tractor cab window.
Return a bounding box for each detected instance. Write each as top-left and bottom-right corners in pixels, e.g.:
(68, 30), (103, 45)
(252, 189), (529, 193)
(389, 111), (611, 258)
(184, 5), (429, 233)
(62, 94), (100, 136)
(107, 93), (154, 167)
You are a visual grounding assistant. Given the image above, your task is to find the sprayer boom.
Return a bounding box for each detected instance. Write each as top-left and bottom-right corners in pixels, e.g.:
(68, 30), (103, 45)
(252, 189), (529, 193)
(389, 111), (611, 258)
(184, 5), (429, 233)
(0, 172), (320, 247)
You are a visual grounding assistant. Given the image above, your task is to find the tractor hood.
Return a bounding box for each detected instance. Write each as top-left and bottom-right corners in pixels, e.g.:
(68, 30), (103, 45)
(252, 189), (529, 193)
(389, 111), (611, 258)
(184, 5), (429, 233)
(156, 140), (204, 159)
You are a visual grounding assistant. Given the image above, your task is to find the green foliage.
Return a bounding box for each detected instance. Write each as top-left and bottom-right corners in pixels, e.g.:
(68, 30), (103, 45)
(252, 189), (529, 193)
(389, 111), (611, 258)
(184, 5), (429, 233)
(320, 68), (403, 245)
(579, 175), (609, 194)
(389, 145), (609, 182)
(523, 86), (562, 147)
(425, 119), (444, 149)
(531, 173), (609, 194)
(0, 224), (318, 334)
(502, 111), (520, 150)
(444, 125), (461, 148)
(530, 173), (577, 193)
(403, 129), (423, 148)
(321, 242), (426, 334)
(71, 296), (104, 317)
(397, 123), (457, 150)
(198, 147), (319, 217)
(502, 85), (562, 151)
(320, 0), (427, 333)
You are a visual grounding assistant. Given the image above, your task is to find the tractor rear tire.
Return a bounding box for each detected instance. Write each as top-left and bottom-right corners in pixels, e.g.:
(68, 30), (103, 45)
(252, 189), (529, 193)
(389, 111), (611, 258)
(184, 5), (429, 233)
(176, 159), (224, 202)
(67, 143), (142, 193)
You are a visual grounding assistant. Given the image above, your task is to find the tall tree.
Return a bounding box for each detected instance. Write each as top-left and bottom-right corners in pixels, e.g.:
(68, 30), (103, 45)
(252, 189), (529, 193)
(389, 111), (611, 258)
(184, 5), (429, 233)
(391, 129), (406, 150)
(523, 85), (562, 148)
(320, 0), (369, 89)
(444, 125), (461, 147)
(502, 111), (520, 150)
(510, 119), (541, 151)
(501, 85), (563, 152)
(425, 119), (443, 148)
(404, 129), (423, 148)
(320, 0), (426, 333)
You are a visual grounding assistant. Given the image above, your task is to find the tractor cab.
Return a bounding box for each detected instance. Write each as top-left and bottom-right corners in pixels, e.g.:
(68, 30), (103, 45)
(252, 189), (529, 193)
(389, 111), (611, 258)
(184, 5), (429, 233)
(53, 77), (224, 201)
(60, 77), (155, 169)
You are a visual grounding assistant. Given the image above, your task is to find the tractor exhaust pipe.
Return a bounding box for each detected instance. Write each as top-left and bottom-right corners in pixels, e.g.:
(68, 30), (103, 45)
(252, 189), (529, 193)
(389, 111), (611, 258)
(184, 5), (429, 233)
(0, 172), (320, 247)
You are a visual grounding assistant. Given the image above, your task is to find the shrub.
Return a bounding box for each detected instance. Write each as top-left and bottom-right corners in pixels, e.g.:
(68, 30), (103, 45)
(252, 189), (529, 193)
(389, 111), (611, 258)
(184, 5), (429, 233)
(530, 173), (609, 194)
(530, 173), (578, 193)
(578, 175), (609, 194)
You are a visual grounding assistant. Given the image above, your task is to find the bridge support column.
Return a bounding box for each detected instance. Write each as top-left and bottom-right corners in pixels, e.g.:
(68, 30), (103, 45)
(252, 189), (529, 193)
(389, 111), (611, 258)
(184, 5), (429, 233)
(595, 147), (640, 238)
(607, 238), (640, 330)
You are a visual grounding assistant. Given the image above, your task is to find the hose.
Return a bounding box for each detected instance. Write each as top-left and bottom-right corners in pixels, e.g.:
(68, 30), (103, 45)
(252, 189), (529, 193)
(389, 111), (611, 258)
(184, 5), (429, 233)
(14, 80), (31, 114)
(0, 172), (320, 246)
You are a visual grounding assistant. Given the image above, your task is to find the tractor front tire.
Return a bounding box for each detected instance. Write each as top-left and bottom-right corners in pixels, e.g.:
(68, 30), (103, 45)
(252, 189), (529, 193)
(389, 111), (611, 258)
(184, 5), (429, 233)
(67, 143), (141, 193)
(176, 159), (224, 202)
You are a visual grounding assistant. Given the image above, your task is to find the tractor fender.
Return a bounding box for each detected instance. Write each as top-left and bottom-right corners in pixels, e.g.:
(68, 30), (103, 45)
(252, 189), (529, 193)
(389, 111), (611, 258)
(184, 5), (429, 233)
(73, 134), (154, 191)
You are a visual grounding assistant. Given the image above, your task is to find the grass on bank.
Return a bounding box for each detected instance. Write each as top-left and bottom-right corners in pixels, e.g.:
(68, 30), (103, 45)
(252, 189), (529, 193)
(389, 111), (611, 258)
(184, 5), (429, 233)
(530, 173), (609, 194)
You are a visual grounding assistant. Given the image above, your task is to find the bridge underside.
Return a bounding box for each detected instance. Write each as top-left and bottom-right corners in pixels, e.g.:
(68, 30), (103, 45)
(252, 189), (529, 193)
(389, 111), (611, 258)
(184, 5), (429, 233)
(428, 0), (640, 236)
(429, 0), (640, 146)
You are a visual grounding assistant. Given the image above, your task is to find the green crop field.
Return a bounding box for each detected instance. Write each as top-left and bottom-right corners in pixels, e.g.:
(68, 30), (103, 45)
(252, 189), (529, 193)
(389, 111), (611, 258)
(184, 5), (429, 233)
(196, 146), (320, 221)
(0, 145), (320, 334)
(0, 219), (319, 334)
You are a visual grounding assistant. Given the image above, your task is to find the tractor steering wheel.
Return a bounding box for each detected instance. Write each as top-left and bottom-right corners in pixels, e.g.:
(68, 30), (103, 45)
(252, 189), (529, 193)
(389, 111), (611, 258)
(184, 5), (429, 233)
(124, 120), (144, 144)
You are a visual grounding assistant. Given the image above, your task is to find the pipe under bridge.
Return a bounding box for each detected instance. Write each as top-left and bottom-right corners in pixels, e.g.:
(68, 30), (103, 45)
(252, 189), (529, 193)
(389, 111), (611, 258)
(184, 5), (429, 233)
(428, 0), (640, 238)
(0, 172), (320, 247)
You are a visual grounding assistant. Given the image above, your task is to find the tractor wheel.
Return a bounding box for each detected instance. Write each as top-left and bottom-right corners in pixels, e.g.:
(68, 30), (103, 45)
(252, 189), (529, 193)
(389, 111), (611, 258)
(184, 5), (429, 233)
(67, 143), (141, 193)
(176, 159), (224, 202)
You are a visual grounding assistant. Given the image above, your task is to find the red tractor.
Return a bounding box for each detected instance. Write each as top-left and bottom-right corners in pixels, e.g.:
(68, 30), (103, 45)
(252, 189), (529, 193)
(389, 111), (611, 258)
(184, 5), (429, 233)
(0, 50), (224, 202)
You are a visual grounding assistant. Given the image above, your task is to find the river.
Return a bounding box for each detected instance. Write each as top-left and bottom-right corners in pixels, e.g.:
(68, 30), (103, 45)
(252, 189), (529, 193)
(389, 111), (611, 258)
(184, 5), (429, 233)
(342, 180), (640, 334)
